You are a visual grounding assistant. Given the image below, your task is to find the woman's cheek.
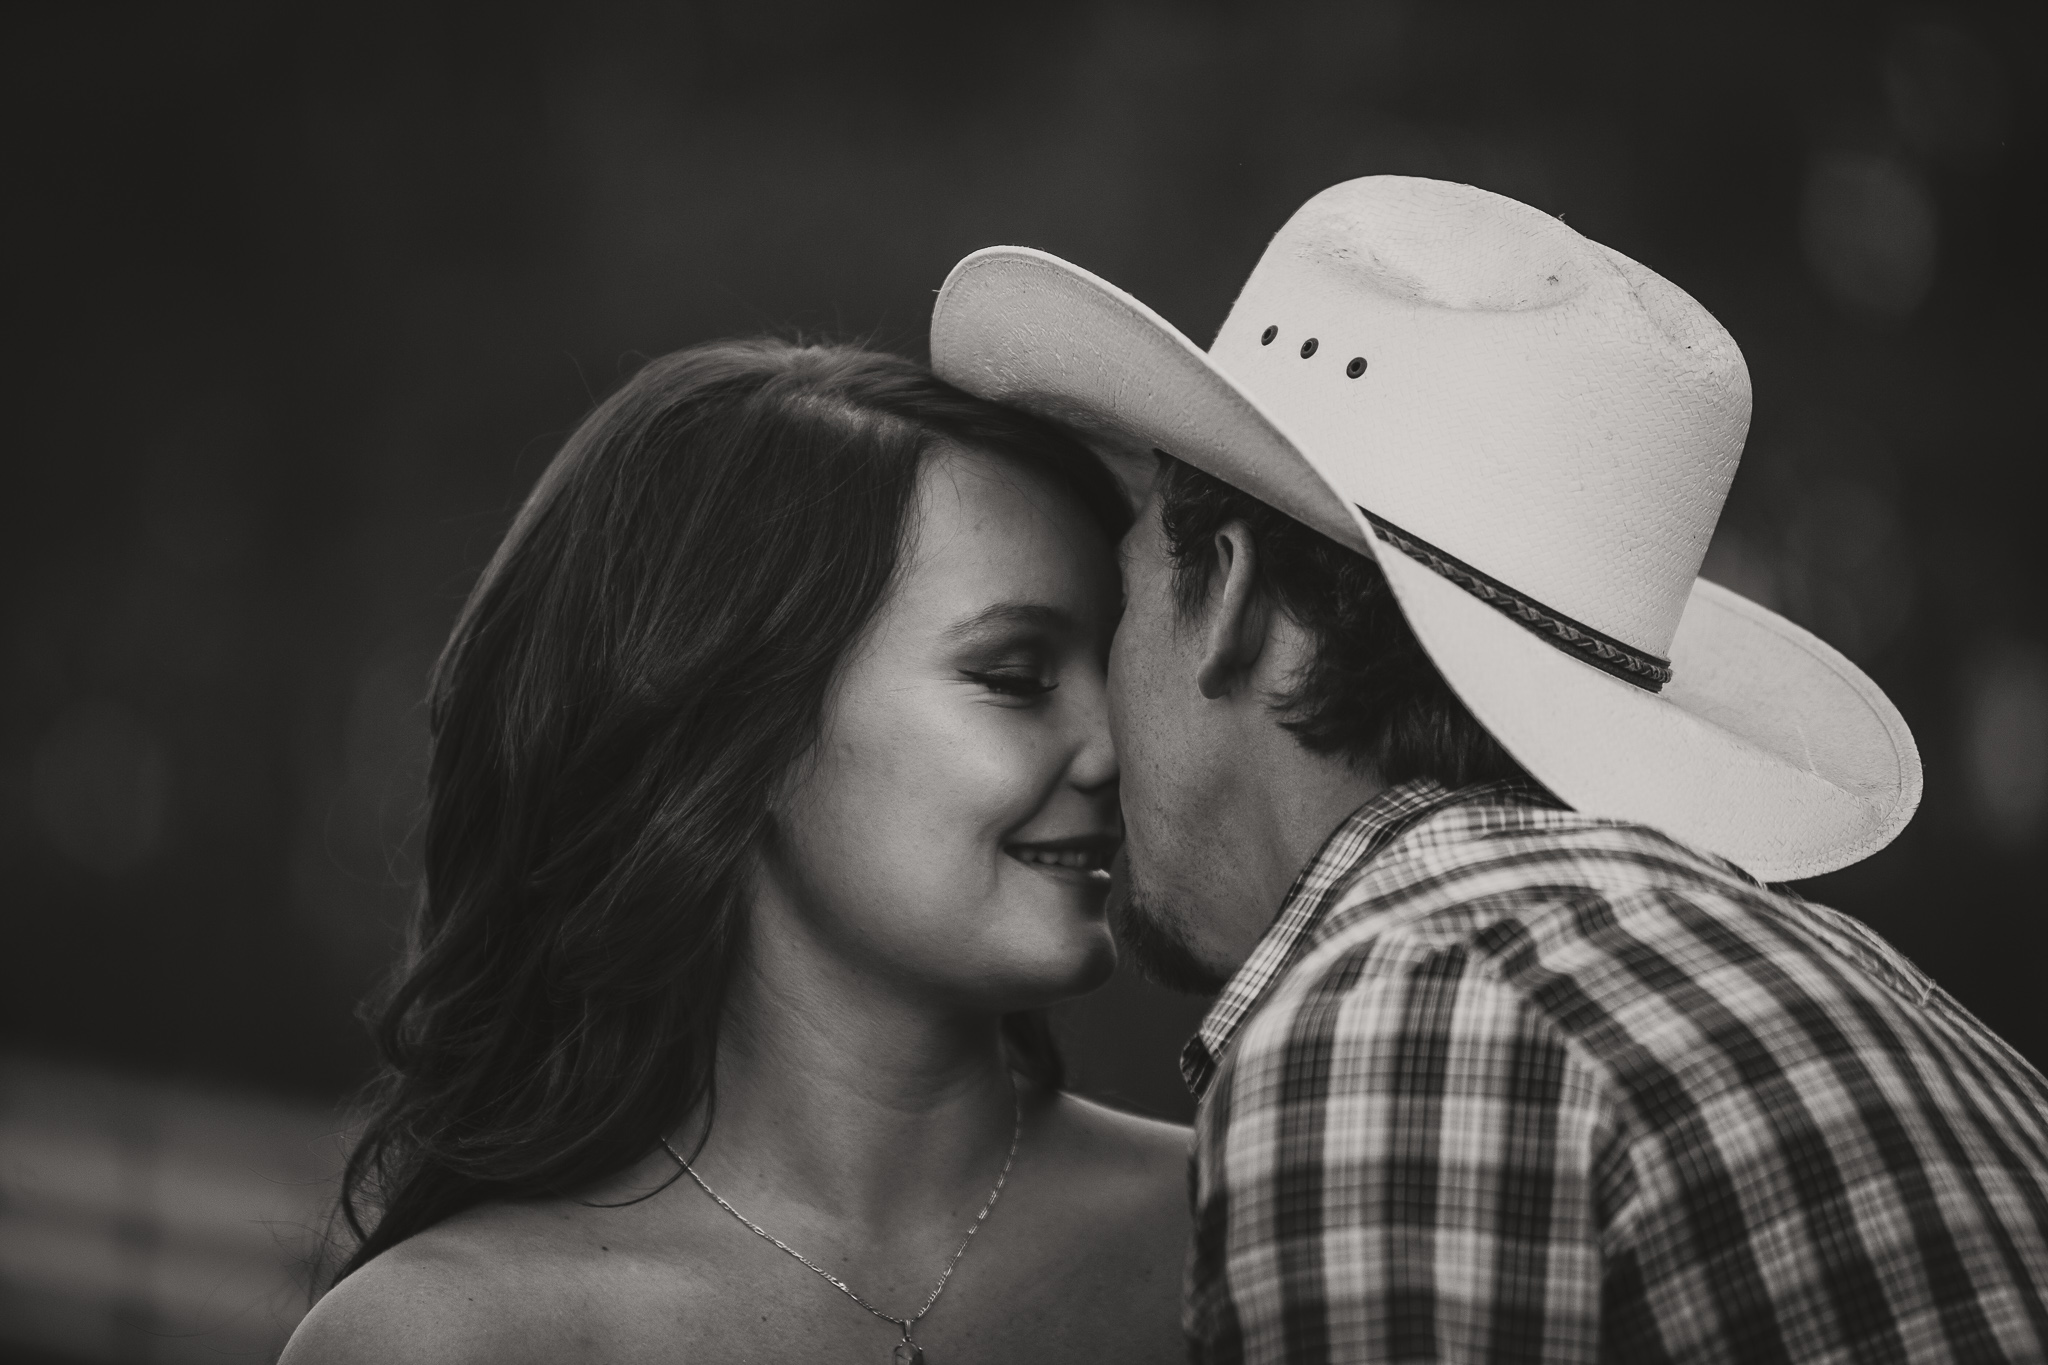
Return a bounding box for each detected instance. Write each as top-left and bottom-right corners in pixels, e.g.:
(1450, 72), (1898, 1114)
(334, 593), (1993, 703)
(948, 716), (1064, 843)
(866, 696), (1018, 887)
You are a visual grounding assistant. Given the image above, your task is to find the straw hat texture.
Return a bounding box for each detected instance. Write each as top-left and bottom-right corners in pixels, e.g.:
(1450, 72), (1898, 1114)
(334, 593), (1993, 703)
(930, 176), (1919, 881)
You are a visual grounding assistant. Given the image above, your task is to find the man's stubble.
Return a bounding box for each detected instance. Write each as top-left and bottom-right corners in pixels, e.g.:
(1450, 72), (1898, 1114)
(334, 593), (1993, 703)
(1107, 851), (1232, 997)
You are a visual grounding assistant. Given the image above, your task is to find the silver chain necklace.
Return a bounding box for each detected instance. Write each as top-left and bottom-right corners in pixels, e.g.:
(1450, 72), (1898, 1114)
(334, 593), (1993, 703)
(659, 1075), (1022, 1364)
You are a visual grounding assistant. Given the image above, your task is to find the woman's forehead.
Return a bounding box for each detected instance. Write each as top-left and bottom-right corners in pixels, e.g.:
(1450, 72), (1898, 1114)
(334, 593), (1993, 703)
(891, 448), (1116, 631)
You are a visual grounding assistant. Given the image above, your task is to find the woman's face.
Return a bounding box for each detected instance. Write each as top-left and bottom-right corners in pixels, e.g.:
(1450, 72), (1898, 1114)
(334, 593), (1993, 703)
(757, 442), (1123, 1013)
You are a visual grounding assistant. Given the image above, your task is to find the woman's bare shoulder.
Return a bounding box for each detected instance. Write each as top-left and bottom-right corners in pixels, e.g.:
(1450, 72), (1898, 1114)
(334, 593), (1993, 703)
(1049, 1090), (1190, 1154)
(1017, 1091), (1190, 1359)
(1037, 1091), (1190, 1205)
(281, 1239), (512, 1365)
(280, 1205), (610, 1365)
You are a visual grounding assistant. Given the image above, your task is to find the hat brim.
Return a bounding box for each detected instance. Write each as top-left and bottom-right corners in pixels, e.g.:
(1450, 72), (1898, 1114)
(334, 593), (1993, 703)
(932, 246), (1921, 881)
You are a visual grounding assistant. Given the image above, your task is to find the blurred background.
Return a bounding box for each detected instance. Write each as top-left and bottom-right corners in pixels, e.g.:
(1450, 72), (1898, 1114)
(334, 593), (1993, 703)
(3, 1), (2043, 1359)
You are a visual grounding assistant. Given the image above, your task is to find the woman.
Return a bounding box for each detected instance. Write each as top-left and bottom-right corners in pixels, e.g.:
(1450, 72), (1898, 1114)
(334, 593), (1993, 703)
(283, 340), (1190, 1364)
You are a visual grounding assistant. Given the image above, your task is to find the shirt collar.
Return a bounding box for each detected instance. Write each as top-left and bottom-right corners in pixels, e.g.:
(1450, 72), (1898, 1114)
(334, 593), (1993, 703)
(1179, 778), (1546, 1098)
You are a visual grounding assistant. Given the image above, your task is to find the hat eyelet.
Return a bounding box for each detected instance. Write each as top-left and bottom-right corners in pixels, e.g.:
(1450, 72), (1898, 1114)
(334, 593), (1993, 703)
(1346, 357), (1367, 378)
(1260, 325), (1277, 345)
(1300, 338), (1318, 358)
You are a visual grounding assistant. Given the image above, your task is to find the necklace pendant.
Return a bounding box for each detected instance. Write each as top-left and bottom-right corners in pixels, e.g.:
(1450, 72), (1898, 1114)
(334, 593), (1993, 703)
(893, 1341), (925, 1364)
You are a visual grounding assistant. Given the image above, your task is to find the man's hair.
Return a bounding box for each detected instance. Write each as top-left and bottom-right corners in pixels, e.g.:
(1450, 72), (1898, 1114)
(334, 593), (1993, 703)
(1155, 455), (1539, 791)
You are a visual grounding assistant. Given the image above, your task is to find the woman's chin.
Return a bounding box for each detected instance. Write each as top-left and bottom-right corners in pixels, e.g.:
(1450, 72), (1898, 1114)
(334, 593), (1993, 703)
(1053, 926), (1119, 999)
(976, 923), (1118, 1011)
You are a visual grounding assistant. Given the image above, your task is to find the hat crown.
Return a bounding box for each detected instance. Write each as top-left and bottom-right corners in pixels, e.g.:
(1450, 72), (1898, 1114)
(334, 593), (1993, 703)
(1286, 180), (1595, 311)
(1209, 176), (1751, 659)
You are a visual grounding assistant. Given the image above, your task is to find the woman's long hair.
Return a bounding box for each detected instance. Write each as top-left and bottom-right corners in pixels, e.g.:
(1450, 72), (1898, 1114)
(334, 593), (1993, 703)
(331, 339), (1129, 1282)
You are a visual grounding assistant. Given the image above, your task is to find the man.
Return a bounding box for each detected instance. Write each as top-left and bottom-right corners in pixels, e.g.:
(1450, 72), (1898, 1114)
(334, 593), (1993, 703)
(932, 178), (2048, 1362)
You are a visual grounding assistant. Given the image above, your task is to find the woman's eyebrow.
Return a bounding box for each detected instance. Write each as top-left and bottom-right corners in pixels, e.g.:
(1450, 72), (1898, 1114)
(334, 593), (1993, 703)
(942, 601), (1074, 642)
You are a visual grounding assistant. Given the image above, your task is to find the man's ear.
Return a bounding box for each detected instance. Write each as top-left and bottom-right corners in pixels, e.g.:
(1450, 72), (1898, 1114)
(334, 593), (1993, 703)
(1194, 521), (1273, 700)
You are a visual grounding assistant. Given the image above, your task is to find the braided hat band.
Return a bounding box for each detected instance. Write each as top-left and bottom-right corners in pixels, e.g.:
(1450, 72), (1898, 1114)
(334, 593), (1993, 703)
(1362, 511), (1673, 692)
(1153, 436), (1672, 692)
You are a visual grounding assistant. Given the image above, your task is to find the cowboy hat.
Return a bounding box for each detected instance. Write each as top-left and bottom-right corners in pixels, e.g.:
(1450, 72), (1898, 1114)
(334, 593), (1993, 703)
(929, 176), (1919, 881)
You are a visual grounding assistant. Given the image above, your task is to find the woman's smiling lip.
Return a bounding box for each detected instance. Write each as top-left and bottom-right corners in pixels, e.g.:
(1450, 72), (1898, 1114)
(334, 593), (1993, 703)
(1004, 834), (1121, 884)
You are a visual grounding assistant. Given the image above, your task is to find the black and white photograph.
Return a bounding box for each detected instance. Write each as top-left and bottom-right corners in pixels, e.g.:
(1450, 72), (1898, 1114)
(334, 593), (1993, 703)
(4, 4), (2046, 1362)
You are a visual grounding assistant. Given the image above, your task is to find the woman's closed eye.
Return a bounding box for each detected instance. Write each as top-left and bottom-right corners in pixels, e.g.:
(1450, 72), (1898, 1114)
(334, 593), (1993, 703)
(961, 667), (1057, 701)
(944, 603), (1084, 704)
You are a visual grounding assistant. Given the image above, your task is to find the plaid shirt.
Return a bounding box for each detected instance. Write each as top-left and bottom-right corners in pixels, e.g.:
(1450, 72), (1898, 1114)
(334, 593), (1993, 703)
(1184, 780), (2048, 1364)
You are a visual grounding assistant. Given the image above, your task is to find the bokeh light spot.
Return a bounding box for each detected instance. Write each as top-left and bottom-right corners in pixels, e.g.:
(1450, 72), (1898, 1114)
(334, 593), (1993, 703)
(1963, 639), (2048, 851)
(1800, 151), (1938, 322)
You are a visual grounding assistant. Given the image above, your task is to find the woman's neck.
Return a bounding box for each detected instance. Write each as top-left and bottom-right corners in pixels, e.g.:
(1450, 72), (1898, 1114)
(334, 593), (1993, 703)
(677, 922), (1024, 1237)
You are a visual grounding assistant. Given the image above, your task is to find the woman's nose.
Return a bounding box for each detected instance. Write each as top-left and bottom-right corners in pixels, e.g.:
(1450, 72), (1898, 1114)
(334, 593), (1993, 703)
(1067, 672), (1119, 794)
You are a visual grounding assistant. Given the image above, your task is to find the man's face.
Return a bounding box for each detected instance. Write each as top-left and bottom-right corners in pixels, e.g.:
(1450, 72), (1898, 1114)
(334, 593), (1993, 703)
(1106, 486), (1237, 994)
